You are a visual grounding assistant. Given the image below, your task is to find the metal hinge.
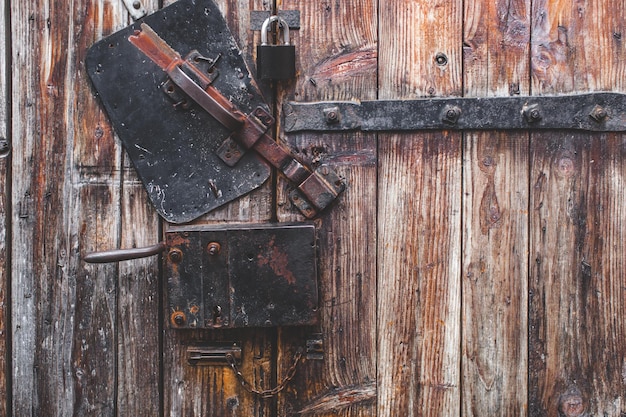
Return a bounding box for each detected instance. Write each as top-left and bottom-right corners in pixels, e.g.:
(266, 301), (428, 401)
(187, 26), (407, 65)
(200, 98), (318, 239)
(283, 93), (626, 133)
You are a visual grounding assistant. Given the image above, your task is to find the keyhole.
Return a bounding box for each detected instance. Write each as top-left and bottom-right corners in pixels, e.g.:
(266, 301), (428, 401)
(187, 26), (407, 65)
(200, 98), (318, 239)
(213, 305), (222, 325)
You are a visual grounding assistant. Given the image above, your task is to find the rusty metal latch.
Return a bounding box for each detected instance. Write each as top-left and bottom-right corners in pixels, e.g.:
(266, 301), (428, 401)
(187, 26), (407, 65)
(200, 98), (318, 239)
(86, 0), (344, 223)
(187, 343), (242, 366)
(128, 23), (343, 219)
(283, 93), (626, 133)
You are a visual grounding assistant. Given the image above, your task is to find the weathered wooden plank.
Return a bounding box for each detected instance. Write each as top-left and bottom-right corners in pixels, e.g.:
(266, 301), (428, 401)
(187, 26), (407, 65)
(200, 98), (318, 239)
(117, 167), (161, 416)
(0, 0), (9, 414)
(377, 1), (462, 416)
(160, 1), (275, 416)
(10, 0), (131, 414)
(462, 134), (530, 416)
(461, 0), (530, 415)
(114, 4), (161, 416)
(529, 0), (626, 415)
(275, 0), (378, 415)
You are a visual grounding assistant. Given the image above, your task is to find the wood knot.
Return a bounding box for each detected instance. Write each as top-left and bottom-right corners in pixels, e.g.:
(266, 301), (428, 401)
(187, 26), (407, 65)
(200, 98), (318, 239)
(558, 388), (585, 417)
(556, 157), (575, 177)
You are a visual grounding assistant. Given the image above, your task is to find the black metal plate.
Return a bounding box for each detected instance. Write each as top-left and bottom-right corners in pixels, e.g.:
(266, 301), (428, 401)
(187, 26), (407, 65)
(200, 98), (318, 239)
(86, 0), (271, 223)
(165, 223), (318, 329)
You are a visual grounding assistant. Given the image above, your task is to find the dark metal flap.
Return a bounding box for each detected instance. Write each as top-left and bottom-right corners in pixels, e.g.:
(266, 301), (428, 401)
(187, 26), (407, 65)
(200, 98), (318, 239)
(86, 0), (271, 223)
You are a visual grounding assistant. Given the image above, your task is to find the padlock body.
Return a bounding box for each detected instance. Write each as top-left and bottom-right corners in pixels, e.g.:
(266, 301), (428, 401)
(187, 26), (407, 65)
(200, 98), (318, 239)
(257, 44), (296, 80)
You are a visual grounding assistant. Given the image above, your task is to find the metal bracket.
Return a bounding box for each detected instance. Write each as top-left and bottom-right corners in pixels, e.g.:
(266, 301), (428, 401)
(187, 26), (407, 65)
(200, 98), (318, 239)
(121, 0), (147, 20)
(306, 334), (324, 360)
(283, 93), (626, 133)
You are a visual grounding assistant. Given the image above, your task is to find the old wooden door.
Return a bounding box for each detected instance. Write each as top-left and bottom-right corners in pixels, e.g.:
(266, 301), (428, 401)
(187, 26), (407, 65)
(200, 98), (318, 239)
(1, 0), (625, 415)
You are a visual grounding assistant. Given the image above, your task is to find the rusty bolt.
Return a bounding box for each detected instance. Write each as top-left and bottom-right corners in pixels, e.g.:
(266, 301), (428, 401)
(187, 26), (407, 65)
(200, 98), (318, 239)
(523, 104), (542, 123)
(442, 105), (461, 125)
(207, 242), (221, 256)
(323, 107), (340, 124)
(169, 248), (183, 263)
(171, 311), (186, 326)
(589, 105), (608, 122)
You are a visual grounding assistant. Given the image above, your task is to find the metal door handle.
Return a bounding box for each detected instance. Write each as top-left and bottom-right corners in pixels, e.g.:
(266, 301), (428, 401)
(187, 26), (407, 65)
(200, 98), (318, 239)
(83, 242), (166, 263)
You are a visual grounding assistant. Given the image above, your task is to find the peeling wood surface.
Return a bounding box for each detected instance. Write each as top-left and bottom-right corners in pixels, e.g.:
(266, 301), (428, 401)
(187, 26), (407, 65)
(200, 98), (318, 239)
(2, 0), (625, 416)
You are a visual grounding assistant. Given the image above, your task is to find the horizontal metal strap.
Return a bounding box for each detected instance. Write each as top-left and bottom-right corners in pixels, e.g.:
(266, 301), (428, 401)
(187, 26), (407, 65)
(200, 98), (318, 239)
(283, 93), (626, 133)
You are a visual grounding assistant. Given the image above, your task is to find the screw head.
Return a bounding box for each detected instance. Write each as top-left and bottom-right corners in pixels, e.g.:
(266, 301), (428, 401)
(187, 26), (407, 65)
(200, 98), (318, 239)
(171, 311), (186, 326)
(323, 107), (340, 124)
(442, 105), (461, 125)
(523, 104), (542, 123)
(589, 105), (608, 122)
(207, 242), (221, 256)
(169, 248), (183, 263)
(435, 52), (448, 66)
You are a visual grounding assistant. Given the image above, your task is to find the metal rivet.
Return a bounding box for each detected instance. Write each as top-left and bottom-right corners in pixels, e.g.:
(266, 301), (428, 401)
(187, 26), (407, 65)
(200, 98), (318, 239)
(442, 105), (461, 125)
(172, 311), (186, 326)
(169, 248), (183, 263)
(435, 52), (448, 66)
(323, 107), (340, 124)
(207, 242), (221, 256)
(523, 104), (542, 123)
(589, 104), (608, 122)
(133, 1), (141, 9)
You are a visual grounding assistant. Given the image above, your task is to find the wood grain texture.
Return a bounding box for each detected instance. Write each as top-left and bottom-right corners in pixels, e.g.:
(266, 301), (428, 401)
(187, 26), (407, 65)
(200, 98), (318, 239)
(377, 1), (462, 416)
(462, 135), (529, 416)
(116, 1), (161, 415)
(461, 0), (530, 415)
(529, 0), (626, 415)
(9, 0), (140, 414)
(160, 1), (275, 416)
(0, 0), (9, 414)
(276, 0), (378, 416)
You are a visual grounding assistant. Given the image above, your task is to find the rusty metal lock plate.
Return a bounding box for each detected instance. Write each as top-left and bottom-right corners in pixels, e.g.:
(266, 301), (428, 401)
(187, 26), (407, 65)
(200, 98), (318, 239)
(166, 223), (318, 329)
(86, 0), (270, 223)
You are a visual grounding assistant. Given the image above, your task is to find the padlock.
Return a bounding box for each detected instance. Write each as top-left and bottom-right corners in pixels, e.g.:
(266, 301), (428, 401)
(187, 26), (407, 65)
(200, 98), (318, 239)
(256, 15), (296, 81)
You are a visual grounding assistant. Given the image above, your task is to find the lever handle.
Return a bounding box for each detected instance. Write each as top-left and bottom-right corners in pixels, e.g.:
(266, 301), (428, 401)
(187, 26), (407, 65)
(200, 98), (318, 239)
(84, 242), (166, 263)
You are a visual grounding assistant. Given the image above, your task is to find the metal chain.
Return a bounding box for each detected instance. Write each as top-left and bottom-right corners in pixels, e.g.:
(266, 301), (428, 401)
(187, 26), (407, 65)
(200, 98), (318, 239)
(225, 348), (303, 398)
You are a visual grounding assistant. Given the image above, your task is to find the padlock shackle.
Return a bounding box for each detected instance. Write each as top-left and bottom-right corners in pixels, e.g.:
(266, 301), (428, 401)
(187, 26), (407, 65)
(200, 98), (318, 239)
(260, 15), (290, 46)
